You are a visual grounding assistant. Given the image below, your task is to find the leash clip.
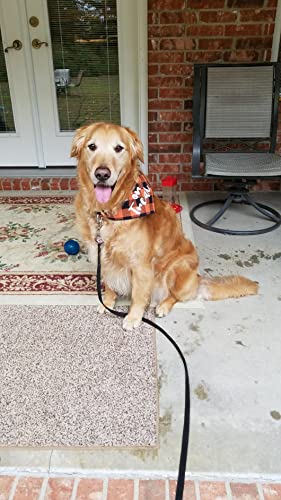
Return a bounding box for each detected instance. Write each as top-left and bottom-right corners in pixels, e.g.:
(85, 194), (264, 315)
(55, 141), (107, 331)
(95, 213), (104, 245)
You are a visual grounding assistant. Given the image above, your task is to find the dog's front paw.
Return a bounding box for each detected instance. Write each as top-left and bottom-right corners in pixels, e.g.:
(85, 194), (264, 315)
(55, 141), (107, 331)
(122, 314), (142, 331)
(97, 303), (106, 314)
(156, 303), (170, 318)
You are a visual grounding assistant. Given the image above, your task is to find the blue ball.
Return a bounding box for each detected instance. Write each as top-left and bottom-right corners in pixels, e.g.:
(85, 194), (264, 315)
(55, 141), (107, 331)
(64, 239), (80, 255)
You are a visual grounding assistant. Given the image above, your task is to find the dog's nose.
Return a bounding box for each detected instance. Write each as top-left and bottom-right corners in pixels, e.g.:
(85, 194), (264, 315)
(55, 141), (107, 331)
(95, 166), (111, 182)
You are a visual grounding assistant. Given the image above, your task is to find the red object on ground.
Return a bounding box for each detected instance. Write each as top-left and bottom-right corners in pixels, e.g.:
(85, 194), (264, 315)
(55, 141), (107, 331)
(170, 202), (183, 213)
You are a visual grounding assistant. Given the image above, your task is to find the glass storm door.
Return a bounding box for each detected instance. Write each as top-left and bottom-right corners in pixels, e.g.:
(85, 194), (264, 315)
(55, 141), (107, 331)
(0, 0), (121, 167)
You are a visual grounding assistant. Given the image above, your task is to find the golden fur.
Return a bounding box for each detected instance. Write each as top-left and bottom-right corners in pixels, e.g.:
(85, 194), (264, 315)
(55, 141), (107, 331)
(72, 122), (258, 330)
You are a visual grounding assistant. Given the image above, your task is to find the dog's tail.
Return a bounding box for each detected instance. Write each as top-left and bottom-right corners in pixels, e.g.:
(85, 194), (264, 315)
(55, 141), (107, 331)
(197, 275), (259, 301)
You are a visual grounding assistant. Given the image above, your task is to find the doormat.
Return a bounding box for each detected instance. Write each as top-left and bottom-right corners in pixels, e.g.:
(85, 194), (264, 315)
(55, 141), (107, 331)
(0, 195), (96, 294)
(0, 305), (158, 447)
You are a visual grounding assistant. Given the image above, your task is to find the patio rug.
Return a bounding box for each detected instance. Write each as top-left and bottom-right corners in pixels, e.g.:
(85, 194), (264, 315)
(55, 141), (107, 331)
(0, 195), (95, 294)
(0, 305), (158, 447)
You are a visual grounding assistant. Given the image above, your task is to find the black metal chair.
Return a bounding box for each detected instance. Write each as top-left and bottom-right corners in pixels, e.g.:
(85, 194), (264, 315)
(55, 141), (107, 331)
(190, 63), (281, 235)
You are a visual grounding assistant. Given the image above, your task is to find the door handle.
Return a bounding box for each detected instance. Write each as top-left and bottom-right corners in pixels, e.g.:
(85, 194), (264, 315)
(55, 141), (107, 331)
(32, 38), (48, 49)
(4, 39), (23, 53)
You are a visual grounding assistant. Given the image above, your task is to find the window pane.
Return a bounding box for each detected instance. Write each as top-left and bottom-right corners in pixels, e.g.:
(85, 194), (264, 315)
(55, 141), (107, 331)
(47, 0), (120, 132)
(0, 29), (16, 132)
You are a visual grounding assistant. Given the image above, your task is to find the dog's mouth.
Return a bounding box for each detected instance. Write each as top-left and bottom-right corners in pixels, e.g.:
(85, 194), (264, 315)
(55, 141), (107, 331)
(94, 183), (116, 204)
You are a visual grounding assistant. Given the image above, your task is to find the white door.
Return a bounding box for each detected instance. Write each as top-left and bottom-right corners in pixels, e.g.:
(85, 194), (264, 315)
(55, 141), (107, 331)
(0, 0), (147, 168)
(0, 0), (40, 166)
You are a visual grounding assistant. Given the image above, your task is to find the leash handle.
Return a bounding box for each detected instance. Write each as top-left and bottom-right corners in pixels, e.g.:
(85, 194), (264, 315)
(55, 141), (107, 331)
(97, 243), (190, 500)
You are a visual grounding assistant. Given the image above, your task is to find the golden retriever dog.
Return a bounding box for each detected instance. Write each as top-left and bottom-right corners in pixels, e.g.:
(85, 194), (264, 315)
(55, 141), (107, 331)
(72, 122), (258, 331)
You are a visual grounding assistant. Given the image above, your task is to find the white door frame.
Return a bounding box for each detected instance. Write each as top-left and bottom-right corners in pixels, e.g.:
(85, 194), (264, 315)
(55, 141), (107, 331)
(117, 0), (148, 172)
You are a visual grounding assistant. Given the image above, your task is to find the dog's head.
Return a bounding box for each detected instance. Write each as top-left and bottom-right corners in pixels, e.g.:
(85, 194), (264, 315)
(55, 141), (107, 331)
(71, 122), (144, 205)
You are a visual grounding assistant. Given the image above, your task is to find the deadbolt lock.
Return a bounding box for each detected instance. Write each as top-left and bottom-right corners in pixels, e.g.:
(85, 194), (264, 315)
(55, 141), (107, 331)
(29, 16), (39, 27)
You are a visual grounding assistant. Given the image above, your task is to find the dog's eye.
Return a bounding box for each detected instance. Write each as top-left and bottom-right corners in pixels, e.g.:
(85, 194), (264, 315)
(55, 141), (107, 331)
(114, 144), (124, 153)
(88, 143), (97, 151)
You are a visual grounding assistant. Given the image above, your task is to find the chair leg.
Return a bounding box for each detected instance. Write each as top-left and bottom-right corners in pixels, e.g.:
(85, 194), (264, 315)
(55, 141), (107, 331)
(206, 195), (234, 226)
(190, 192), (281, 235)
(243, 193), (281, 223)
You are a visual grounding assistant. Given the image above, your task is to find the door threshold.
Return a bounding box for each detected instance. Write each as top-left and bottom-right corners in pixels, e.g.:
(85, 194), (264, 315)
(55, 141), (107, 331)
(0, 168), (76, 178)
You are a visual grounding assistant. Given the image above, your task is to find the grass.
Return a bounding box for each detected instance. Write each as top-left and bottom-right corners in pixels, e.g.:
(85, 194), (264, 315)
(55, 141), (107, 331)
(0, 74), (120, 132)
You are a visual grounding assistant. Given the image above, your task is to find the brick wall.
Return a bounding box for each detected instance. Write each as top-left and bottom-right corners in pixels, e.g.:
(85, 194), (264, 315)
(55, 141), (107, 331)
(147, 0), (279, 192)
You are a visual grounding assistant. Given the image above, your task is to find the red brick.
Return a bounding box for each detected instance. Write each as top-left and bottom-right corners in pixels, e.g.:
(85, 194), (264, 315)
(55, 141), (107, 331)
(148, 153), (158, 163)
(147, 173), (159, 184)
(263, 483), (281, 499)
(198, 39), (233, 50)
(200, 10), (238, 23)
(225, 24), (263, 36)
(223, 50), (259, 62)
(188, 0), (225, 7)
(21, 179), (31, 190)
(159, 111), (193, 122)
(149, 25), (185, 38)
(148, 12), (159, 25)
(148, 112), (158, 121)
(14, 477), (43, 500)
(159, 154), (191, 163)
(59, 179), (70, 190)
(50, 178), (61, 190)
(30, 178), (41, 189)
(159, 132), (192, 143)
(148, 65), (159, 75)
(187, 25), (224, 36)
(2, 179), (12, 190)
(45, 478), (74, 499)
(159, 38), (196, 50)
(149, 99), (183, 110)
(265, 24), (275, 36)
(240, 9), (276, 22)
(227, 0), (264, 6)
(169, 480), (196, 499)
(230, 483), (259, 499)
(159, 88), (191, 99)
(12, 179), (22, 190)
(236, 37), (272, 50)
(41, 179), (50, 190)
(148, 39), (158, 51)
(149, 52), (184, 63)
(160, 11), (197, 24)
(149, 88), (158, 99)
(148, 0), (185, 10)
(186, 51), (222, 63)
(149, 122), (182, 132)
(150, 164), (180, 173)
(149, 143), (181, 154)
(199, 482), (227, 499)
(107, 479), (134, 499)
(149, 76), (184, 88)
(0, 476), (15, 500)
(76, 478), (103, 499)
(159, 64), (193, 76)
(149, 134), (158, 143)
(139, 480), (166, 499)
(69, 178), (78, 190)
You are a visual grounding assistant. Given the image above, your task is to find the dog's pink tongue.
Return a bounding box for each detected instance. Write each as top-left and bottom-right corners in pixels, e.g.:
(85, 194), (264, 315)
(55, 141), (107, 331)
(95, 185), (112, 203)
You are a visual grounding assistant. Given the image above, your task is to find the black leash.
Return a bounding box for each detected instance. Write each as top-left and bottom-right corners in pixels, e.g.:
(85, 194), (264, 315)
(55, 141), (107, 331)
(96, 241), (190, 500)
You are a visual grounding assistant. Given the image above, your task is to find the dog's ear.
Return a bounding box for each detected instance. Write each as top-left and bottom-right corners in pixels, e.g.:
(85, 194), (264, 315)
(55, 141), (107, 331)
(70, 125), (89, 158)
(125, 127), (144, 163)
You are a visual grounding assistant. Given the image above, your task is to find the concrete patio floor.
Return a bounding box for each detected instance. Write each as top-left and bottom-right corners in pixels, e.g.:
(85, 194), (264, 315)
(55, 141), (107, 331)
(0, 191), (280, 490)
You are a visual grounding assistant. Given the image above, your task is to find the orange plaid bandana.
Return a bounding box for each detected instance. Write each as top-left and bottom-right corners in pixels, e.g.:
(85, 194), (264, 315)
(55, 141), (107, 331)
(101, 174), (155, 221)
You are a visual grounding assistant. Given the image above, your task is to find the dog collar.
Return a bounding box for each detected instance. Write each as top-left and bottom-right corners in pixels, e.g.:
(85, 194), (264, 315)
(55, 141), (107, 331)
(99, 173), (155, 221)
